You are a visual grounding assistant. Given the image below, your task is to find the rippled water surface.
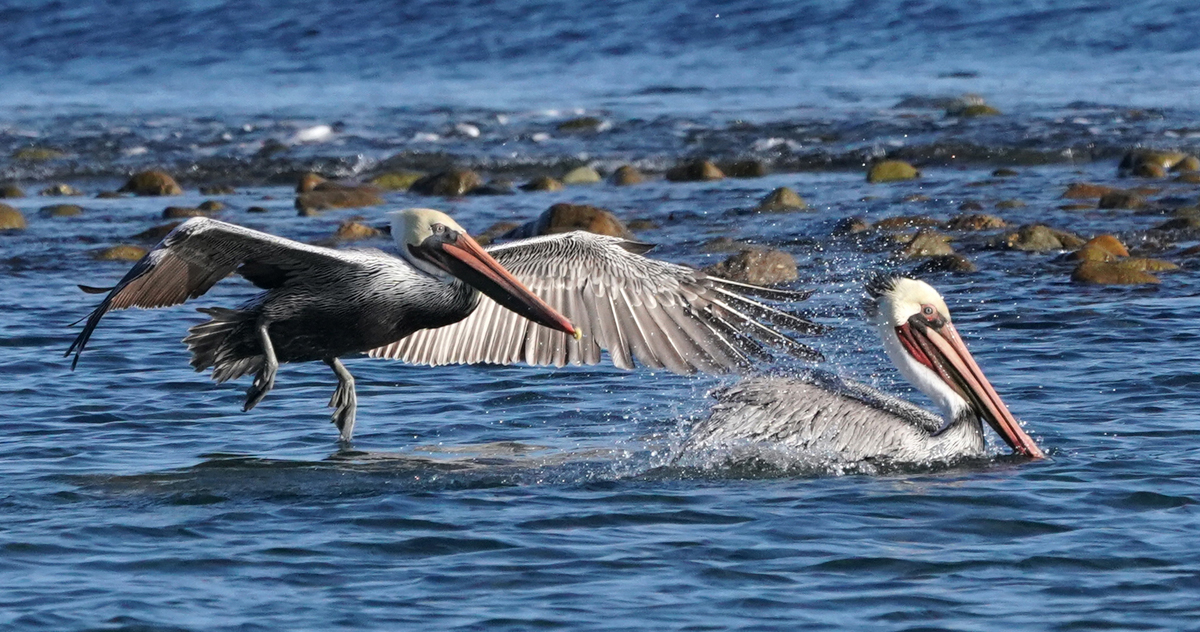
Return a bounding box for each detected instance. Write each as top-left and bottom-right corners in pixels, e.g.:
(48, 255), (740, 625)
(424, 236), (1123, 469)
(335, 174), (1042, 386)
(5, 1), (1200, 630)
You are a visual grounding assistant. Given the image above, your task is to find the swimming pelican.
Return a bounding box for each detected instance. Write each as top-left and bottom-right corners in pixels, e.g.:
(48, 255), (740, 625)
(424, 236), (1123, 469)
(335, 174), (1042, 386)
(68, 209), (822, 440)
(680, 276), (1044, 464)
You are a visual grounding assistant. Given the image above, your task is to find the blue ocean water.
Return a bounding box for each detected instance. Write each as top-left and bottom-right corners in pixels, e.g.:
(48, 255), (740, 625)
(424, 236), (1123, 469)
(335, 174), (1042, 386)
(4, 1), (1200, 630)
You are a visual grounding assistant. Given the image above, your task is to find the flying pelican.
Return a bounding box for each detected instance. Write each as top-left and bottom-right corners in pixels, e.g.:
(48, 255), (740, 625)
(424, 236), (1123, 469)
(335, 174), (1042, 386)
(679, 276), (1044, 464)
(68, 209), (822, 441)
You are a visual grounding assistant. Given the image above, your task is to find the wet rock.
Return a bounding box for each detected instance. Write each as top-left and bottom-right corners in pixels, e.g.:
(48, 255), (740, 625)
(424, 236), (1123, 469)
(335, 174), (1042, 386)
(1071, 261), (1160, 285)
(958, 200), (984, 211)
(945, 213), (1007, 231)
(666, 159), (725, 182)
(1059, 203), (1095, 211)
(409, 170), (483, 196)
(38, 204), (83, 218)
(1173, 173), (1200, 184)
(12, 147), (66, 161)
(247, 206), (269, 214)
(756, 187), (807, 212)
(0, 184), (25, 198)
(519, 176), (565, 192)
(95, 191), (123, 199)
(199, 184), (236, 195)
(295, 188), (386, 215)
(609, 165), (644, 186)
(900, 229), (955, 258)
(719, 160), (768, 178)
(198, 200), (225, 212)
(1172, 155), (1200, 172)
(93, 245), (148, 262)
(1097, 191), (1146, 209)
(867, 160), (919, 183)
(40, 183), (84, 196)
(1004, 224), (1086, 251)
(901, 193), (930, 203)
(952, 104), (1002, 118)
(992, 168), (1019, 177)
(132, 222), (182, 242)
(334, 220), (383, 241)
(1076, 235), (1130, 259)
(1153, 217), (1200, 231)
(119, 171), (183, 196)
(561, 166), (602, 185)
(627, 218), (659, 231)
(832, 216), (870, 235)
(556, 116), (604, 132)
(467, 180), (516, 195)
(1119, 150), (1189, 177)
(369, 171), (425, 191)
(875, 215), (940, 231)
(500, 203), (633, 240)
(256, 139), (289, 158)
(475, 221), (522, 247)
(297, 172), (328, 193)
(1132, 162), (1167, 178)
(0, 203), (27, 230)
(995, 199), (1027, 210)
(943, 94), (988, 116)
(1063, 183), (1114, 199)
(703, 248), (798, 285)
(701, 237), (756, 253)
(162, 206), (210, 219)
(914, 254), (977, 274)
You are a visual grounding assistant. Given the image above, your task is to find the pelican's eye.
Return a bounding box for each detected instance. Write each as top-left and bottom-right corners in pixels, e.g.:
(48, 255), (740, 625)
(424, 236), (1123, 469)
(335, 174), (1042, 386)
(431, 223), (447, 235)
(922, 305), (934, 316)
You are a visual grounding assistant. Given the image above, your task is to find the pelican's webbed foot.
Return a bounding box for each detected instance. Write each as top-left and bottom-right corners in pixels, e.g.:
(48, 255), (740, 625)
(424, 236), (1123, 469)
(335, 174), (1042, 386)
(325, 357), (358, 441)
(244, 319), (277, 412)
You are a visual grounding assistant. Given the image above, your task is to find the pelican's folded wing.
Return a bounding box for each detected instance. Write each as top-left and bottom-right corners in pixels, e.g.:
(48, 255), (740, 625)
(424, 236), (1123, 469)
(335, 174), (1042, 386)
(369, 231), (825, 374)
(66, 217), (369, 368)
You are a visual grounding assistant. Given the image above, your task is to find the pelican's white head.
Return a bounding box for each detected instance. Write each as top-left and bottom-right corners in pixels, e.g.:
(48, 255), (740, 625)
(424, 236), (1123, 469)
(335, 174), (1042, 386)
(388, 208), (467, 278)
(864, 275), (1043, 458)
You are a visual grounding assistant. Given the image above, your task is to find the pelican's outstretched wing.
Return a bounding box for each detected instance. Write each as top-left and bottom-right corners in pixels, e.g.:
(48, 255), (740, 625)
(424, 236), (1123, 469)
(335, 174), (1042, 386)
(369, 231), (825, 374)
(66, 217), (370, 368)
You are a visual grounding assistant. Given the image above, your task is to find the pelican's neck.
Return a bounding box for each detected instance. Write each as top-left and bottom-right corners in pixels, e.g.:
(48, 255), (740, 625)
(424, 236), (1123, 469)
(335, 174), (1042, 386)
(876, 321), (971, 425)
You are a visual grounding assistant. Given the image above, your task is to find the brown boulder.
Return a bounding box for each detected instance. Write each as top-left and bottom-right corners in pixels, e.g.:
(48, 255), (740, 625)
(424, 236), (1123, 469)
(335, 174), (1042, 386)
(665, 159), (725, 182)
(1071, 261), (1159, 285)
(519, 176), (564, 192)
(1132, 163), (1167, 178)
(1063, 183), (1114, 199)
(93, 245), (148, 262)
(832, 217), (871, 235)
(1119, 150), (1189, 177)
(297, 172), (327, 193)
(334, 220), (383, 241)
(561, 166), (602, 185)
(500, 203), (633, 240)
(703, 248), (798, 286)
(39, 204), (83, 218)
(995, 199), (1027, 210)
(119, 171), (183, 196)
(369, 171), (425, 191)
(0, 184), (25, 198)
(720, 160), (768, 178)
(1174, 173), (1200, 184)
(875, 215), (940, 231)
(1097, 191), (1145, 209)
(475, 221), (522, 247)
(1005, 224), (1085, 251)
(945, 213), (1006, 231)
(867, 160), (919, 183)
(295, 188), (385, 215)
(1172, 156), (1200, 172)
(756, 187), (807, 212)
(0, 203), (27, 230)
(409, 170), (483, 196)
(198, 200), (225, 212)
(609, 165), (644, 186)
(900, 229), (955, 258)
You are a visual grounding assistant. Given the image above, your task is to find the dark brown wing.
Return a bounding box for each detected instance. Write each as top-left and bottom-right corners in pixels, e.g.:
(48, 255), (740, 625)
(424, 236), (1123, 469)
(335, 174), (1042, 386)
(66, 217), (373, 368)
(369, 231), (825, 374)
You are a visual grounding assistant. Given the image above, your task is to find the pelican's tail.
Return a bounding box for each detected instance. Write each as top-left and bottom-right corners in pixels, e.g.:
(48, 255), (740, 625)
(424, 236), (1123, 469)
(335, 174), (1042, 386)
(184, 307), (263, 383)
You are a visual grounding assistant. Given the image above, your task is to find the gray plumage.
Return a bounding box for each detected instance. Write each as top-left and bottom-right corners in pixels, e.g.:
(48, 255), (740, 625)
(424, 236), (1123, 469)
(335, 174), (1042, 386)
(679, 373), (987, 464)
(370, 232), (824, 372)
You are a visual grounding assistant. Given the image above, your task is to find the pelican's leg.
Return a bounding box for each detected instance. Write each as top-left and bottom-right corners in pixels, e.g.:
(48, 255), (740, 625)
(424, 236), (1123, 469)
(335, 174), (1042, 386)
(244, 318), (277, 412)
(325, 357), (357, 441)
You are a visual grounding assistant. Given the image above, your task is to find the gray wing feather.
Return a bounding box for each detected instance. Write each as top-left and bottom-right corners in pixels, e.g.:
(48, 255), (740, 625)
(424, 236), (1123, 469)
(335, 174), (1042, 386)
(66, 217), (369, 368)
(368, 231), (823, 374)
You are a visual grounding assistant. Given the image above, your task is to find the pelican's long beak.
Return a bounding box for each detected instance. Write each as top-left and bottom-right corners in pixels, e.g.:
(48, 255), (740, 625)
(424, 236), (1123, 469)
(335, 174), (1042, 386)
(897, 321), (1045, 459)
(431, 231), (579, 338)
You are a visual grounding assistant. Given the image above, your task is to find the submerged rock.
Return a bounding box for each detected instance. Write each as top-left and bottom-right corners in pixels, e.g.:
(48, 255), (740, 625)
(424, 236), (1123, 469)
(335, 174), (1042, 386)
(369, 171), (425, 191)
(466, 180), (515, 196)
(665, 159), (724, 182)
(1097, 191), (1146, 209)
(132, 222), (182, 242)
(756, 187), (807, 212)
(561, 166), (602, 185)
(944, 213), (1006, 231)
(0, 203), (27, 230)
(1119, 149), (1190, 177)
(832, 216), (871, 235)
(12, 147), (65, 161)
(93, 245), (148, 262)
(866, 160), (919, 183)
(409, 170), (483, 196)
(119, 171), (183, 196)
(556, 116), (605, 132)
(500, 204), (633, 240)
(0, 184), (26, 198)
(953, 104), (1001, 118)
(1005, 224), (1085, 251)
(1071, 260), (1164, 285)
(1172, 155), (1200, 172)
(1063, 183), (1114, 199)
(334, 220), (383, 241)
(295, 188), (386, 215)
(899, 229), (955, 258)
(40, 183), (84, 196)
(39, 204), (83, 218)
(609, 165), (644, 186)
(703, 248), (798, 285)
(198, 200), (225, 212)
(1066, 235), (1130, 262)
(720, 160), (768, 178)
(914, 254), (977, 274)
(199, 184), (236, 195)
(995, 199), (1027, 210)
(875, 215), (939, 231)
(992, 168), (1019, 177)
(519, 176), (564, 192)
(297, 172), (328, 193)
